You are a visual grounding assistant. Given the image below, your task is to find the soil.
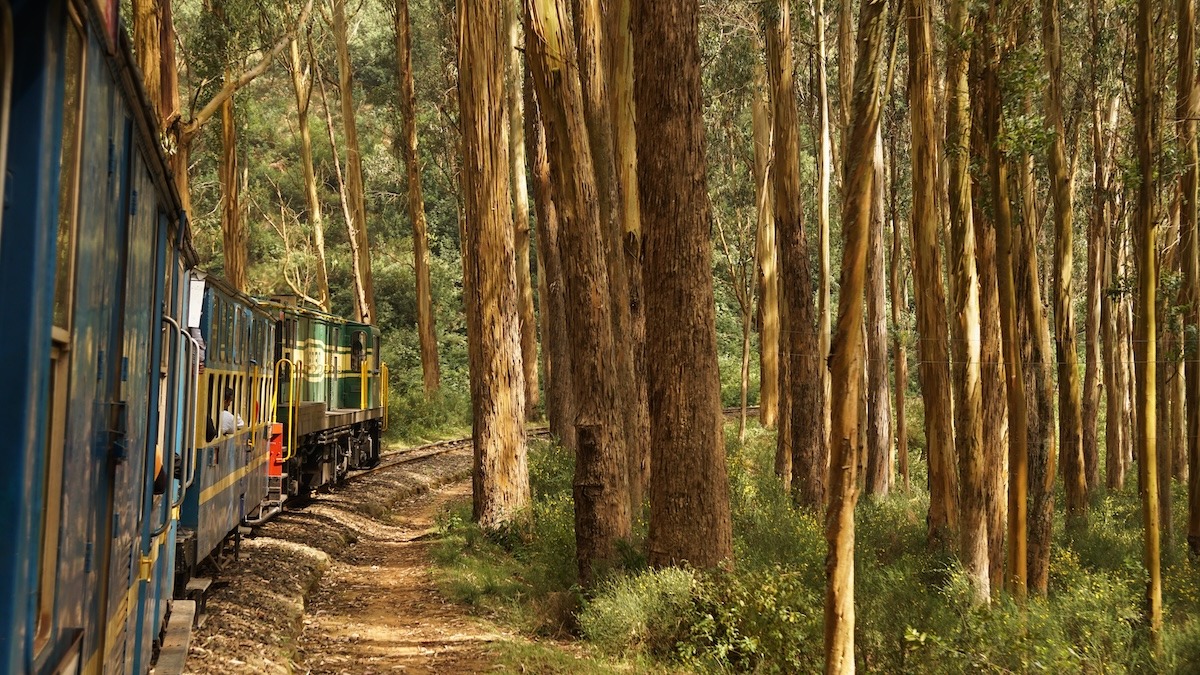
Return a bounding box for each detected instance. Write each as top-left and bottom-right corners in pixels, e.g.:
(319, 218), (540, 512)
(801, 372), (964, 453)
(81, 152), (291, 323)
(180, 446), (513, 674)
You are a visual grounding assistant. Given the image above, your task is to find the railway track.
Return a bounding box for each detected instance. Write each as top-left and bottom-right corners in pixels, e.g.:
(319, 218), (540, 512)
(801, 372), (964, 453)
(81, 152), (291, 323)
(348, 405), (761, 485)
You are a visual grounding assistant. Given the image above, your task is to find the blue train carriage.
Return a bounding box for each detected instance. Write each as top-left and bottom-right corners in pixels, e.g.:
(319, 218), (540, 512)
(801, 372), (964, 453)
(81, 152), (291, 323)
(263, 297), (387, 498)
(176, 273), (276, 585)
(0, 0), (202, 673)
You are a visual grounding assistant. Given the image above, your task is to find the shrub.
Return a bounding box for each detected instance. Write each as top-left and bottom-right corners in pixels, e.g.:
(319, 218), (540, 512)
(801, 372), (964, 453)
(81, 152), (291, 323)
(680, 566), (823, 674)
(579, 568), (698, 657)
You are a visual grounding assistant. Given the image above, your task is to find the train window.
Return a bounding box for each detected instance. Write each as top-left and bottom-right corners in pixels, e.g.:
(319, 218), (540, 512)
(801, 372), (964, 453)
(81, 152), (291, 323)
(351, 331), (365, 371)
(36, 10), (86, 654)
(373, 334), (381, 370)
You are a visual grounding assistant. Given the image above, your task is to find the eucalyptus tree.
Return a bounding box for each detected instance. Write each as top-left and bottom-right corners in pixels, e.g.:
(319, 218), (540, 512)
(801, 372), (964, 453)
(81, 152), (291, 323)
(946, 0), (988, 602)
(765, 0), (826, 510)
(524, 65), (577, 452)
(1043, 0), (1088, 525)
(1177, 0), (1200, 558)
(506, 0), (538, 418)
(330, 0), (376, 323)
(1133, 0), (1164, 642)
(825, 0), (890, 666)
(634, 0), (734, 569)
(457, 0), (531, 532)
(525, 0), (632, 584)
(392, 0), (440, 391)
(908, 0), (958, 545)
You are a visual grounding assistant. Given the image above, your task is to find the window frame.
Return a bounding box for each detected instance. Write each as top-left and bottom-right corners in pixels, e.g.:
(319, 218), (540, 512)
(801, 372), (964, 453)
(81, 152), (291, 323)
(35, 5), (87, 656)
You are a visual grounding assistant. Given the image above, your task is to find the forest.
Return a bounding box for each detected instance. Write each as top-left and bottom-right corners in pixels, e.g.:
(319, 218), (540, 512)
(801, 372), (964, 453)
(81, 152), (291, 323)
(131, 0), (1200, 670)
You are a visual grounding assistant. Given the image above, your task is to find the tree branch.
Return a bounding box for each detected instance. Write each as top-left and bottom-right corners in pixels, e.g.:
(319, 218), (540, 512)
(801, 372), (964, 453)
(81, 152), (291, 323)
(182, 0), (314, 142)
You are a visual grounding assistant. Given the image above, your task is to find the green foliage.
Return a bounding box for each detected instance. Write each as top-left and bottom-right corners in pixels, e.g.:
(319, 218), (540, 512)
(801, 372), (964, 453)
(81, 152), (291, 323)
(679, 567), (823, 674)
(579, 568), (697, 657)
(431, 423), (1200, 673)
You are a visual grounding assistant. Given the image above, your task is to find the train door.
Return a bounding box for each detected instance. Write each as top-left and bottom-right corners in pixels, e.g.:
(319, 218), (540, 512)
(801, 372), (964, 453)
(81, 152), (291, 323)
(25, 7), (87, 673)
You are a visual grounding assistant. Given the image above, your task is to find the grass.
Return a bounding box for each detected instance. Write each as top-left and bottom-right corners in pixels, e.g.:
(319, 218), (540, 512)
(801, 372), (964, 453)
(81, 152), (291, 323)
(430, 421), (1200, 673)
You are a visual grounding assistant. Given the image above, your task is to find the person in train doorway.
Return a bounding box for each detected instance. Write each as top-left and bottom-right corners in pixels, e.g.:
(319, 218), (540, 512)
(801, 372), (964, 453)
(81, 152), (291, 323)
(220, 388), (245, 436)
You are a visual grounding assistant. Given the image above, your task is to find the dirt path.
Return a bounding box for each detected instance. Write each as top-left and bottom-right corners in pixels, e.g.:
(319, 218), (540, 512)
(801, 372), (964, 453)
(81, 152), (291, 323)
(181, 448), (522, 674)
(291, 480), (511, 674)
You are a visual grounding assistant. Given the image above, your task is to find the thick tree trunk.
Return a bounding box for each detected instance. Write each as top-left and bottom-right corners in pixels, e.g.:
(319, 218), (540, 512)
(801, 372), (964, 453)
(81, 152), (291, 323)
(1133, 0), (1164, 642)
(525, 0), (631, 584)
(865, 128), (891, 498)
(825, 1), (888, 669)
(525, 67), (577, 451)
(768, 0), (825, 511)
(219, 81), (247, 292)
(290, 37), (331, 312)
(333, 0), (377, 324)
(457, 0), (531, 531)
(507, 0), (538, 418)
(753, 63), (779, 431)
(633, 0), (734, 569)
(1177, 0), (1200, 557)
(132, 0), (163, 119)
(908, 0), (958, 545)
(946, 0), (988, 602)
(1043, 0), (1088, 526)
(604, 0), (650, 510)
(570, 0), (643, 516)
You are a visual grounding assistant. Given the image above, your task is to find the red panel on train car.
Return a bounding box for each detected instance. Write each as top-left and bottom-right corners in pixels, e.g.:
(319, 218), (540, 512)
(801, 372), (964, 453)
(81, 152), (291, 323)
(269, 423), (284, 477)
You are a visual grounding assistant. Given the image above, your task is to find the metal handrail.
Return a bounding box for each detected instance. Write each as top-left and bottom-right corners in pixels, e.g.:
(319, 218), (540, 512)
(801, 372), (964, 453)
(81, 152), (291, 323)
(274, 358), (297, 462)
(180, 329), (202, 492)
(381, 362), (389, 432)
(150, 316), (181, 537)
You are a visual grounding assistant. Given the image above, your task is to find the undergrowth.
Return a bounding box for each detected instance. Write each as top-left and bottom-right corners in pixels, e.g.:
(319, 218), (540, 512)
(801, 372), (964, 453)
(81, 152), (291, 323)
(432, 426), (1200, 673)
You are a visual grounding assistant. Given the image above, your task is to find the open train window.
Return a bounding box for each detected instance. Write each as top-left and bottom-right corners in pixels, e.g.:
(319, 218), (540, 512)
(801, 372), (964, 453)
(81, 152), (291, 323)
(37, 7), (86, 656)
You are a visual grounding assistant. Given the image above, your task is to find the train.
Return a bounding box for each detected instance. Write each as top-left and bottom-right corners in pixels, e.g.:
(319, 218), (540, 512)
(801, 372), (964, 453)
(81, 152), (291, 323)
(0, 2), (389, 673)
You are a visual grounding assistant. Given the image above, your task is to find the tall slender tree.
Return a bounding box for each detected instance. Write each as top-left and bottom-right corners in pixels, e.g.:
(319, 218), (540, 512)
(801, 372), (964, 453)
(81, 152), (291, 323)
(908, 0), (958, 544)
(1133, 0), (1163, 641)
(767, 0), (826, 510)
(392, 0), (438, 388)
(825, 0), (889, 667)
(458, 0), (531, 532)
(507, 0), (539, 418)
(1177, 0), (1200, 557)
(981, 0), (1028, 599)
(634, 0), (734, 569)
(287, 33), (331, 311)
(1043, 0), (1088, 525)
(570, 0), (644, 512)
(525, 69), (577, 451)
(946, 0), (988, 602)
(332, 0), (377, 323)
(753, 62), (779, 430)
(604, 0), (651, 508)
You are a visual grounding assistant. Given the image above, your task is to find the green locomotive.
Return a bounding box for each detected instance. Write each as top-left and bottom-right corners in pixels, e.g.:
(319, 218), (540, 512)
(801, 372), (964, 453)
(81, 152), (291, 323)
(262, 296), (388, 502)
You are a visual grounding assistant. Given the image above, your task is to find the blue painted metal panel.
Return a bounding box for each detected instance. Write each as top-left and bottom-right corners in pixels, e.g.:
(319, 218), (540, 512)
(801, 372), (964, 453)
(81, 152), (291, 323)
(0, 1), (66, 672)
